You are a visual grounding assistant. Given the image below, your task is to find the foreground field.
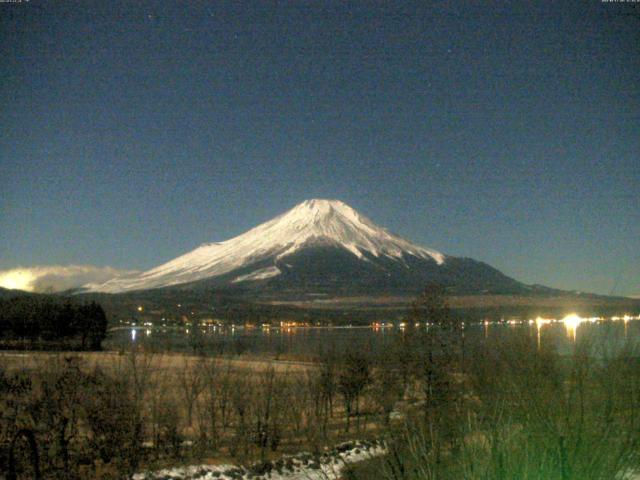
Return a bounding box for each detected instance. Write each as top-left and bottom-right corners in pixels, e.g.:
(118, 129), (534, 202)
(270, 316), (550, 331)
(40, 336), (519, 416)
(1, 345), (390, 479)
(3, 317), (640, 479)
(0, 350), (314, 375)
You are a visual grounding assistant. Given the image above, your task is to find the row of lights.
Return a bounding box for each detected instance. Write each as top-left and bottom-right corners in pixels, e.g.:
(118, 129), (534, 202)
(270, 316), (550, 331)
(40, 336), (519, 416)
(484, 313), (638, 328)
(387, 314), (639, 333)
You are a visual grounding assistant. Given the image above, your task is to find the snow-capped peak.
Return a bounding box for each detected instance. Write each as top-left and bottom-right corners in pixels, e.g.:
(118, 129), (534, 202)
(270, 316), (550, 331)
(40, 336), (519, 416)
(85, 199), (445, 293)
(265, 199), (444, 262)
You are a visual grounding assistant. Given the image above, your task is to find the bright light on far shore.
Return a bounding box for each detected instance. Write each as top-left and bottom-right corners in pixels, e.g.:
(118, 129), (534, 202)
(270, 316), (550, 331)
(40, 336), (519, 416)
(561, 313), (598, 340)
(535, 317), (552, 328)
(562, 313), (583, 331)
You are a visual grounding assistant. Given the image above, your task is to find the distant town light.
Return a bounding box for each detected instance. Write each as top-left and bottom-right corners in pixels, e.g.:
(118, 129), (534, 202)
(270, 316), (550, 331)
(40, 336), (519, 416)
(535, 317), (552, 329)
(562, 313), (583, 330)
(562, 313), (584, 340)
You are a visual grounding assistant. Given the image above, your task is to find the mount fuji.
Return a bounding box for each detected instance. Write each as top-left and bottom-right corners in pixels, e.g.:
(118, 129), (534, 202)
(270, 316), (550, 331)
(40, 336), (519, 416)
(84, 199), (528, 297)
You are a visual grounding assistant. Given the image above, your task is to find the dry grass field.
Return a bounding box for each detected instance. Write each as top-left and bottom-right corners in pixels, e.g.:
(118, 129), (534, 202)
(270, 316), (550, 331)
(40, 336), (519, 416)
(1, 346), (388, 478)
(0, 350), (315, 375)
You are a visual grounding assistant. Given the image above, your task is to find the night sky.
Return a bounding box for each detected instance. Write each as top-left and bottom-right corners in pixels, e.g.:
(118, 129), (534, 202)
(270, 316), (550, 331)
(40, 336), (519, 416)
(1, 1), (638, 296)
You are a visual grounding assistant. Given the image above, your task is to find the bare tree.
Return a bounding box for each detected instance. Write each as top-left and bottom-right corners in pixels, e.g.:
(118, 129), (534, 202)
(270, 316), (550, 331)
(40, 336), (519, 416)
(253, 366), (279, 462)
(229, 372), (252, 460)
(371, 358), (405, 426)
(178, 358), (206, 427)
(337, 350), (371, 433)
(200, 358), (220, 450)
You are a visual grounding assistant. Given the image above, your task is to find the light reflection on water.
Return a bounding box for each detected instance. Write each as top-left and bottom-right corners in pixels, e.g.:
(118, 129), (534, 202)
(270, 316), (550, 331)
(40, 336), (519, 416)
(108, 316), (640, 357)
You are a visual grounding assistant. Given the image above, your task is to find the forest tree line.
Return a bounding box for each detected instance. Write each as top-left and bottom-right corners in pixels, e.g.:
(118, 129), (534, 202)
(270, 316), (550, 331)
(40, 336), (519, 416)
(0, 296), (108, 350)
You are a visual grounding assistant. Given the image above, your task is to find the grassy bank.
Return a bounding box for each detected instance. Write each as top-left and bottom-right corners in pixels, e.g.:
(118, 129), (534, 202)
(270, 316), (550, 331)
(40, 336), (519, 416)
(350, 334), (640, 479)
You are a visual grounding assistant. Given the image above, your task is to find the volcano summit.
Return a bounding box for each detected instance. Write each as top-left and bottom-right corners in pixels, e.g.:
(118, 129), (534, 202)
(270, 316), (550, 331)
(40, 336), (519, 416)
(85, 199), (527, 296)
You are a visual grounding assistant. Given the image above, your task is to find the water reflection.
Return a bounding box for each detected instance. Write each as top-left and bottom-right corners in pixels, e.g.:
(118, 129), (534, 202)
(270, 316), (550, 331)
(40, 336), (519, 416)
(623, 316), (631, 339)
(562, 314), (583, 341)
(109, 314), (640, 357)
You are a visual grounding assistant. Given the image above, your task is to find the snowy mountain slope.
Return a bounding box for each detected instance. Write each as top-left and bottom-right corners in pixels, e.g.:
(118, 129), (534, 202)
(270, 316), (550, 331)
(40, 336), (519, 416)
(85, 199), (448, 293)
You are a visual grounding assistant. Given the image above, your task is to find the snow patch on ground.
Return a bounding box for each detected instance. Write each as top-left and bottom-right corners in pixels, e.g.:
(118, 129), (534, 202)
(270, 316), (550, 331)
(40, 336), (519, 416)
(133, 440), (386, 480)
(232, 266), (282, 283)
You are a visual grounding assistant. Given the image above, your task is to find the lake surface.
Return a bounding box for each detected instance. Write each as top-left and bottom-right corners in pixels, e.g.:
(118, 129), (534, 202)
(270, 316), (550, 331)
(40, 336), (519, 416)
(105, 315), (640, 358)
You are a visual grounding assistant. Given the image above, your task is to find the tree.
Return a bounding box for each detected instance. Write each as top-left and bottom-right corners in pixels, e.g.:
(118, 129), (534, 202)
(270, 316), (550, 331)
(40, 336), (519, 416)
(372, 358), (405, 425)
(337, 350), (370, 433)
(409, 284), (462, 367)
(79, 302), (108, 350)
(82, 368), (143, 476)
(408, 283), (456, 330)
(253, 367), (284, 462)
(409, 284), (463, 446)
(179, 359), (205, 427)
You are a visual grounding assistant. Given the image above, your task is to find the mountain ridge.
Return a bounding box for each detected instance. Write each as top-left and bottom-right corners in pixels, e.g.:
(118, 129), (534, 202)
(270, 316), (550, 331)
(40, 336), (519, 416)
(84, 199), (532, 297)
(85, 199), (450, 293)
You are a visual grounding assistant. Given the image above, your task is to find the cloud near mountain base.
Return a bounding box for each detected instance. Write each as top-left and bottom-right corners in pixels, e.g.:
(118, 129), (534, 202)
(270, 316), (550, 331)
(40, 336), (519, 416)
(0, 265), (137, 293)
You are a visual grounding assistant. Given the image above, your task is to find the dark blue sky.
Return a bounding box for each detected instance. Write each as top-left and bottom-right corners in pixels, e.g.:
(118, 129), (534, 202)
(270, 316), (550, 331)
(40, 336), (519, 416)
(1, 1), (638, 296)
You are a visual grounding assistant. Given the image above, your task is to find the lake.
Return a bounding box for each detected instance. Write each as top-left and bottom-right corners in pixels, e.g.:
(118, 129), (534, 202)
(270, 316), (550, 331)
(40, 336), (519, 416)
(105, 314), (640, 358)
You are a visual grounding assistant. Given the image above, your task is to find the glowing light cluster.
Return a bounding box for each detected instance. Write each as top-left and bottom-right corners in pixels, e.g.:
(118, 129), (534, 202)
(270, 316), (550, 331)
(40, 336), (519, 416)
(0, 269), (36, 291)
(535, 317), (553, 328)
(560, 314), (600, 339)
(562, 313), (583, 332)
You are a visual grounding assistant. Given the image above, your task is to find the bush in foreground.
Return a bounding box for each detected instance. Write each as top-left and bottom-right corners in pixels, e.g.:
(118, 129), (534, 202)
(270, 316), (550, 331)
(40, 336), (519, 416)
(378, 335), (640, 480)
